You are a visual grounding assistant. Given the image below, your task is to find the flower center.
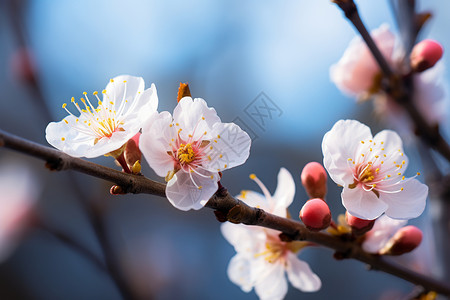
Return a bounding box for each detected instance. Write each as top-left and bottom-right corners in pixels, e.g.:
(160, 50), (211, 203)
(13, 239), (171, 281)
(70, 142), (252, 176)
(60, 80), (131, 142)
(359, 164), (375, 183)
(177, 143), (195, 164)
(255, 241), (286, 264)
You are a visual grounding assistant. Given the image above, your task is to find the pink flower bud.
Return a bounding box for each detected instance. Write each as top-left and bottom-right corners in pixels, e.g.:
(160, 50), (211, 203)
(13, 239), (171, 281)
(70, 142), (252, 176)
(301, 162), (327, 199)
(345, 211), (375, 235)
(124, 132), (142, 173)
(410, 39), (443, 72)
(379, 225), (423, 256)
(300, 198), (331, 231)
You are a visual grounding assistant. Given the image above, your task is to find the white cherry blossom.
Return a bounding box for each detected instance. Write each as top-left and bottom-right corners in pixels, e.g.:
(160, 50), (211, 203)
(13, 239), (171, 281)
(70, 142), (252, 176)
(322, 119), (428, 220)
(140, 97), (251, 211)
(221, 168), (321, 300)
(46, 75), (158, 158)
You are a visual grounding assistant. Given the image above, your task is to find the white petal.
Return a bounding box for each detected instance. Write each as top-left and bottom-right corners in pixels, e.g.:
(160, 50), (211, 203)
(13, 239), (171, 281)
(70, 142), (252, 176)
(373, 129), (408, 168)
(203, 122), (251, 172)
(165, 170), (219, 211)
(173, 97), (221, 141)
(140, 111), (176, 177)
(238, 190), (270, 212)
(103, 75), (144, 107)
(342, 186), (388, 220)
(322, 119), (372, 186)
(382, 179), (428, 220)
(271, 168), (295, 217)
(221, 223), (265, 254)
(286, 252), (321, 292)
(227, 253), (254, 293)
(45, 115), (134, 158)
(127, 83), (158, 118)
(254, 261), (288, 300)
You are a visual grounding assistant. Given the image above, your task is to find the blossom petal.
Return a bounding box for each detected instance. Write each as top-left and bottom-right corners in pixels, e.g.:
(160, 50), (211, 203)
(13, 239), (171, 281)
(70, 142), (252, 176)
(330, 24), (395, 97)
(342, 186), (388, 220)
(272, 168), (295, 217)
(322, 119), (372, 186)
(126, 83), (158, 118)
(103, 75), (144, 106)
(203, 122), (251, 172)
(165, 170), (219, 211)
(254, 261), (288, 300)
(173, 97), (221, 141)
(382, 179), (428, 220)
(221, 223), (265, 254)
(140, 111), (176, 177)
(227, 253), (254, 293)
(238, 191), (270, 211)
(373, 129), (408, 169)
(286, 252), (321, 292)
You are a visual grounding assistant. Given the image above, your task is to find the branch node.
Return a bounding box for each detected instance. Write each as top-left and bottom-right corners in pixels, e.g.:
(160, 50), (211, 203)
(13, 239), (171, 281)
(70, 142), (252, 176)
(213, 210), (228, 223)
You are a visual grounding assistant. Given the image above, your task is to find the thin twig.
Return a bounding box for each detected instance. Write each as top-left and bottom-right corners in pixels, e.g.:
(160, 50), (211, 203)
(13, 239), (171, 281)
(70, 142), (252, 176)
(1, 130), (449, 296)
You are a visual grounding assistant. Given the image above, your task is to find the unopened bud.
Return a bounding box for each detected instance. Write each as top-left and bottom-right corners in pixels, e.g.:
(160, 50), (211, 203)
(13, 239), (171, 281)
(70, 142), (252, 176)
(301, 162), (327, 199)
(345, 211), (375, 235)
(410, 39), (443, 72)
(124, 133), (142, 173)
(379, 225), (423, 256)
(300, 198), (331, 231)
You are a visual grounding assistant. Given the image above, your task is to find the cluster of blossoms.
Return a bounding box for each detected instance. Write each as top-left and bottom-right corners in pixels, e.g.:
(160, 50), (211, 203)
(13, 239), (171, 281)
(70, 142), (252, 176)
(46, 75), (251, 211)
(45, 75), (429, 300)
(330, 24), (447, 137)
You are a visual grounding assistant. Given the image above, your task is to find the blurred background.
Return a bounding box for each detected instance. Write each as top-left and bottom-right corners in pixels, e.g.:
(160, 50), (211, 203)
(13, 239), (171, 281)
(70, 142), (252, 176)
(0, 0), (449, 299)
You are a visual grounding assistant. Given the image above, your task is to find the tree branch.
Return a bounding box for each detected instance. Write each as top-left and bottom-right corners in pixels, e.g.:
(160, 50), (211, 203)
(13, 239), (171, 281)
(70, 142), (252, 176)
(1, 129), (450, 296)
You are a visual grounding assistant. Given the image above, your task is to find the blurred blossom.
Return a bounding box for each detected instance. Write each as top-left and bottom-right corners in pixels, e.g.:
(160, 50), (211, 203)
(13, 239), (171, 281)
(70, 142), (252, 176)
(140, 97), (251, 211)
(45, 75), (158, 158)
(330, 24), (395, 98)
(0, 160), (39, 261)
(330, 24), (449, 137)
(362, 215), (407, 254)
(322, 119), (428, 220)
(221, 169), (321, 300)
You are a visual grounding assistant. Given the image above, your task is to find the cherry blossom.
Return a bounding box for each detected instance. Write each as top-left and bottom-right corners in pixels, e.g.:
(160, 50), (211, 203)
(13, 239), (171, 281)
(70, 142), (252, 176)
(221, 169), (321, 300)
(362, 215), (407, 254)
(322, 119), (428, 220)
(0, 161), (39, 261)
(330, 24), (395, 98)
(330, 24), (448, 136)
(140, 97), (251, 211)
(46, 75), (158, 158)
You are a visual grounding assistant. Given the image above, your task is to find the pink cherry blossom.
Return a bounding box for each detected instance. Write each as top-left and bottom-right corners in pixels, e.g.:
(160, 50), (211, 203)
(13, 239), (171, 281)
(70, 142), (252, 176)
(322, 119), (428, 220)
(140, 97), (251, 211)
(330, 24), (395, 98)
(221, 169), (321, 299)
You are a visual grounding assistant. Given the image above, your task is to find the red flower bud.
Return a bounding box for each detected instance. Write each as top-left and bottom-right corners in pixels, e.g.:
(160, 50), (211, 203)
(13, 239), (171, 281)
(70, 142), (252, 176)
(379, 225), (423, 256)
(124, 133), (142, 173)
(345, 211), (375, 235)
(410, 39), (443, 72)
(301, 162), (327, 199)
(300, 198), (331, 231)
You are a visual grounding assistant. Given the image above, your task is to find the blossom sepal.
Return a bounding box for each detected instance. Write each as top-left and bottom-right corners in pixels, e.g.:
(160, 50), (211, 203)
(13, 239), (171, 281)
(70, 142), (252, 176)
(378, 225), (423, 256)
